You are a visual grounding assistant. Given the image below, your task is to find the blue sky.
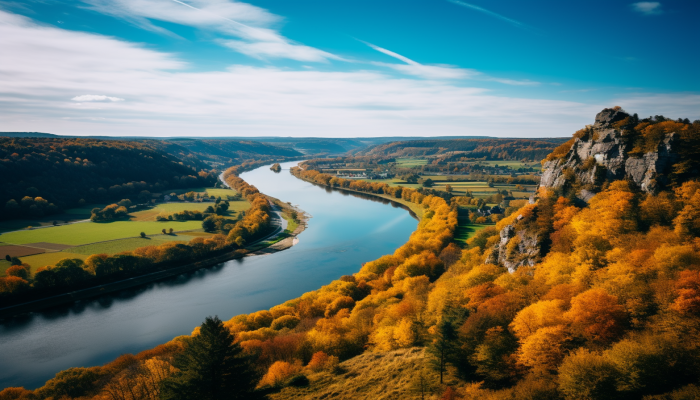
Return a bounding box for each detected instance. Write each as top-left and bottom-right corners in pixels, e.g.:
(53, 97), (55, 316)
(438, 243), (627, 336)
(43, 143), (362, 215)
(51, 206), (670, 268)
(0, 0), (698, 137)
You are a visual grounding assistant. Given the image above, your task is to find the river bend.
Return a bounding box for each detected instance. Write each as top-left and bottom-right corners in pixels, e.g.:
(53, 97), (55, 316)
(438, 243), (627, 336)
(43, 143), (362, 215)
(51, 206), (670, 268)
(0, 161), (417, 389)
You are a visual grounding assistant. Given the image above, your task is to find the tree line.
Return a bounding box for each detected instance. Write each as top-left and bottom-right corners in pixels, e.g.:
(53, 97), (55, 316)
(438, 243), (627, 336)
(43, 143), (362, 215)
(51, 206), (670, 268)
(0, 138), (218, 220)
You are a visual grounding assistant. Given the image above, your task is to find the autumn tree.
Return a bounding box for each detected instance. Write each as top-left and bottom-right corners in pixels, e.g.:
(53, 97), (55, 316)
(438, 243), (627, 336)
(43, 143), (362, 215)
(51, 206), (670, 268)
(564, 288), (627, 344)
(160, 316), (260, 400)
(558, 348), (618, 400)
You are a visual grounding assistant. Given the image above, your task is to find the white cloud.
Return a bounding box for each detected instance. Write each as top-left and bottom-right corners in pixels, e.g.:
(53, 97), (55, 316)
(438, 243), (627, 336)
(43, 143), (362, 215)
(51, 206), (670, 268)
(447, 0), (528, 29)
(72, 95), (125, 102)
(80, 0), (339, 62)
(362, 41), (474, 80)
(2, 9), (696, 139)
(221, 40), (341, 62)
(363, 41), (538, 85)
(487, 78), (539, 86)
(631, 2), (663, 15)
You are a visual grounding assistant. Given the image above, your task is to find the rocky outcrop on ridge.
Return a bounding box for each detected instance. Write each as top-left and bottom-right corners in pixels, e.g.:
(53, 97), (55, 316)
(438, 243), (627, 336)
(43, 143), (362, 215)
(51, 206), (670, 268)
(487, 107), (686, 272)
(486, 215), (542, 273)
(540, 108), (679, 200)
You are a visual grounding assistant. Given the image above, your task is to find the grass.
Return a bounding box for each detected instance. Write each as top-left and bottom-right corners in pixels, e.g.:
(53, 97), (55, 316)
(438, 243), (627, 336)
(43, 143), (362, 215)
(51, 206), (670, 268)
(1, 252), (88, 274)
(166, 186), (240, 199)
(0, 220), (203, 246)
(270, 347), (441, 400)
(128, 201), (250, 222)
(357, 178), (533, 200)
(453, 222), (491, 245)
(395, 158), (428, 167)
(69, 234), (208, 255)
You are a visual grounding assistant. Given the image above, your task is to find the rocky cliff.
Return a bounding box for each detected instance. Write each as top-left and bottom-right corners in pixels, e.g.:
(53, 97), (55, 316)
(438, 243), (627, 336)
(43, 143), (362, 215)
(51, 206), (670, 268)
(487, 107), (687, 272)
(540, 107), (679, 200)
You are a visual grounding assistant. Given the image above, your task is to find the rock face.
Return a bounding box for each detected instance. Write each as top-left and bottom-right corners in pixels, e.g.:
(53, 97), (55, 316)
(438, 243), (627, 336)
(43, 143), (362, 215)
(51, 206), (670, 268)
(486, 216), (541, 273)
(488, 107), (682, 272)
(540, 108), (679, 198)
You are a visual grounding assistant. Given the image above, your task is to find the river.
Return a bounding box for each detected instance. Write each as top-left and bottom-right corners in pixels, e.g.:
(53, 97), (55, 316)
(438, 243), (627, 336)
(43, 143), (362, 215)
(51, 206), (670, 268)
(0, 161), (417, 389)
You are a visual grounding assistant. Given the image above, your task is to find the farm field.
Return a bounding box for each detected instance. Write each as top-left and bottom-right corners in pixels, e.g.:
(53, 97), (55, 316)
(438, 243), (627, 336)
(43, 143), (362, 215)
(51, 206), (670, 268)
(168, 186), (239, 200)
(0, 220), (203, 246)
(0, 232), (214, 274)
(129, 200), (249, 221)
(360, 178), (535, 200)
(395, 158), (428, 167)
(464, 160), (540, 169)
(0, 252), (88, 274)
(69, 234), (209, 255)
(453, 222), (491, 245)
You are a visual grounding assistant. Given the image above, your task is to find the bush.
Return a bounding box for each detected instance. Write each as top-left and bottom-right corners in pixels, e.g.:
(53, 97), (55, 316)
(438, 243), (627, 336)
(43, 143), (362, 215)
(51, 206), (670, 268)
(287, 374), (309, 387)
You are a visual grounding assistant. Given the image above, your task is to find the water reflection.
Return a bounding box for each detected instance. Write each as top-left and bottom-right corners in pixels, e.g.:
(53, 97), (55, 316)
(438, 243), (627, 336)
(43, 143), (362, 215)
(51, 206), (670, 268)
(0, 161), (417, 389)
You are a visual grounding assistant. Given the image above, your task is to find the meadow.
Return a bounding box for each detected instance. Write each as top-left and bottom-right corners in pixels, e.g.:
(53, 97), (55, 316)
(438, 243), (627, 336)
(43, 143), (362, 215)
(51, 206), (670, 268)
(394, 158), (537, 169)
(0, 189), (248, 273)
(453, 221), (490, 245)
(128, 200), (249, 221)
(395, 158), (428, 167)
(0, 220), (203, 246)
(367, 177), (536, 200)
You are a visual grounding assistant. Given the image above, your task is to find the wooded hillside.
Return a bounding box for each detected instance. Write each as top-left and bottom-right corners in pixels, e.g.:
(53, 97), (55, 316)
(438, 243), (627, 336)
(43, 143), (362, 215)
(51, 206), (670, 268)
(0, 138), (216, 220)
(360, 138), (567, 161)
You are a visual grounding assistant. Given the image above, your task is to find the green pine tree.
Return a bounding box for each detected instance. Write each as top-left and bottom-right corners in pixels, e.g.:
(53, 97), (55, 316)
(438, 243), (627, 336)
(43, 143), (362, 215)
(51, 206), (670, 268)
(427, 317), (459, 384)
(160, 316), (260, 400)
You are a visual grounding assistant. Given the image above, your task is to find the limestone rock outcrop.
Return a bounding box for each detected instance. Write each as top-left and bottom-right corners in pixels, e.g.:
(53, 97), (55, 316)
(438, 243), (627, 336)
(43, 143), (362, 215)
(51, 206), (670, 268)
(540, 108), (678, 199)
(488, 107), (684, 272)
(485, 216), (541, 273)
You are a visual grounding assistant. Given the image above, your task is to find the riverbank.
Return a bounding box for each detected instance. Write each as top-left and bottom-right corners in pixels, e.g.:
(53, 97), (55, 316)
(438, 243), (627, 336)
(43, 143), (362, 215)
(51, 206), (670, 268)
(292, 175), (424, 220)
(0, 200), (309, 319)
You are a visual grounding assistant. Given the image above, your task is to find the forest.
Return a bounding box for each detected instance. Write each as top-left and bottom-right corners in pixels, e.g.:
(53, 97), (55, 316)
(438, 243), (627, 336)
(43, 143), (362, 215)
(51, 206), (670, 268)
(0, 138), (216, 221)
(359, 138), (567, 161)
(0, 137), (302, 221)
(2, 113), (700, 400)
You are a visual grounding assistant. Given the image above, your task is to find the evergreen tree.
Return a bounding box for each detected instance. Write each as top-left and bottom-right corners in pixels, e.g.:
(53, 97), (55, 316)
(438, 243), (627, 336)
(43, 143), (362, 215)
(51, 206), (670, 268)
(160, 316), (259, 400)
(427, 317), (459, 384)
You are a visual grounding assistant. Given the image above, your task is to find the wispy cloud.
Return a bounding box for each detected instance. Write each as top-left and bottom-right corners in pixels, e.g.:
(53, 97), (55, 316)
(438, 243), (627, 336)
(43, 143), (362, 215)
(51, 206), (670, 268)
(631, 2), (663, 15)
(447, 0), (528, 29)
(72, 95), (125, 102)
(487, 78), (539, 86)
(80, 0), (340, 62)
(362, 41), (539, 85)
(362, 41), (474, 80)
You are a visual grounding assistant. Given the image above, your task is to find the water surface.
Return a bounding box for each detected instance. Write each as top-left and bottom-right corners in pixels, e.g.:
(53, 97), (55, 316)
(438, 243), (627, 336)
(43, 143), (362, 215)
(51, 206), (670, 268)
(0, 161), (417, 389)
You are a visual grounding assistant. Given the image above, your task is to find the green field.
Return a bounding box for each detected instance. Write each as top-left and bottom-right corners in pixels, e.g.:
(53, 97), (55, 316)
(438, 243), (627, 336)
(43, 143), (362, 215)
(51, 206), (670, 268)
(167, 187), (240, 199)
(69, 234), (208, 255)
(395, 158), (428, 167)
(129, 201), (249, 221)
(0, 252), (88, 274)
(466, 160), (539, 168)
(0, 220), (203, 246)
(453, 223), (491, 245)
(361, 177), (534, 200)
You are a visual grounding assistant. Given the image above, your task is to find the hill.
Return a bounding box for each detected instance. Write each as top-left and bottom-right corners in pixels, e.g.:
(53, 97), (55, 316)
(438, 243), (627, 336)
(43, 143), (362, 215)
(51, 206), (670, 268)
(144, 139), (302, 168)
(359, 138), (568, 161)
(0, 138), (215, 220)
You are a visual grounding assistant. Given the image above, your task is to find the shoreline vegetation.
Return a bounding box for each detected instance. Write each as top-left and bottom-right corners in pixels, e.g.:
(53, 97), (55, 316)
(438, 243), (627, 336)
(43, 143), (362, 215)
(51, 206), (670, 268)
(0, 160), (309, 318)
